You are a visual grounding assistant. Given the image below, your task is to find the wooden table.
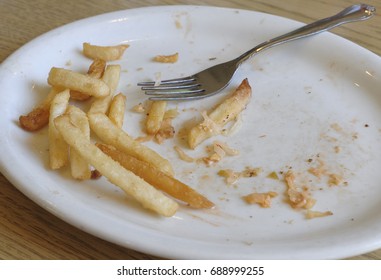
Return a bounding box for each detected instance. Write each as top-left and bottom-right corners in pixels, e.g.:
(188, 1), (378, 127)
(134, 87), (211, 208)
(1, 0), (380, 260)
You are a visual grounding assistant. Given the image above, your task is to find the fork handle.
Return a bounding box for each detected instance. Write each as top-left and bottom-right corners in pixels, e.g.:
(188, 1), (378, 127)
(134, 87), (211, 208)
(236, 4), (376, 65)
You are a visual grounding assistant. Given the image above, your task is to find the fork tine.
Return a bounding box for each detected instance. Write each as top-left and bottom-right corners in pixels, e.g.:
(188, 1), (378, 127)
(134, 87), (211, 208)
(145, 88), (205, 96)
(148, 91), (208, 101)
(141, 83), (201, 91)
(137, 76), (196, 86)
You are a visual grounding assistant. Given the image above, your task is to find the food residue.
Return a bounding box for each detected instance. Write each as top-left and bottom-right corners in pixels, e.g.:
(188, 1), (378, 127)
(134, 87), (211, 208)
(153, 52), (179, 63)
(218, 166), (262, 185)
(284, 170), (316, 209)
(131, 102), (146, 113)
(201, 141), (239, 166)
(174, 146), (195, 163)
(308, 159), (326, 178)
(305, 210), (333, 219)
(328, 173), (344, 186)
(267, 171), (279, 180)
(242, 191), (278, 208)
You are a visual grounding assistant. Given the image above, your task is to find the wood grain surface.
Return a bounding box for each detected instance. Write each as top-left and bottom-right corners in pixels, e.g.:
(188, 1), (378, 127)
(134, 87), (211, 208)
(1, 0), (380, 260)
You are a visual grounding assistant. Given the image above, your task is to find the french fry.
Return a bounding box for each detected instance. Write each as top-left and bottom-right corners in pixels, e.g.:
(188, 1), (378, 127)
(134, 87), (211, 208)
(88, 112), (174, 176)
(70, 58), (106, 101)
(82, 43), (129, 61)
(47, 67), (110, 98)
(49, 89), (70, 169)
(19, 87), (62, 131)
(108, 93), (126, 128)
(70, 91), (91, 101)
(54, 114), (178, 217)
(66, 105), (91, 180)
(97, 143), (214, 209)
(188, 78), (252, 149)
(87, 58), (107, 78)
(88, 64), (121, 114)
(146, 101), (167, 135)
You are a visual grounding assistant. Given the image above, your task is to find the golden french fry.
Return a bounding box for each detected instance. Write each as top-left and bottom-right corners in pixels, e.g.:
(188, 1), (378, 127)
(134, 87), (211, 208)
(88, 112), (174, 176)
(82, 43), (129, 61)
(97, 143), (214, 209)
(19, 87), (62, 131)
(19, 106), (50, 131)
(87, 58), (107, 78)
(146, 101), (167, 135)
(153, 52), (179, 63)
(49, 89), (70, 169)
(188, 78), (252, 149)
(54, 114), (178, 217)
(66, 105), (91, 180)
(70, 58), (106, 101)
(108, 93), (126, 128)
(47, 67), (109, 98)
(69, 90), (91, 101)
(88, 64), (121, 114)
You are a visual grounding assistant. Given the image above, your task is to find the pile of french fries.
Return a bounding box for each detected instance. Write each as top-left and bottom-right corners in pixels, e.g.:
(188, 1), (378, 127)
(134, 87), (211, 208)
(19, 42), (252, 217)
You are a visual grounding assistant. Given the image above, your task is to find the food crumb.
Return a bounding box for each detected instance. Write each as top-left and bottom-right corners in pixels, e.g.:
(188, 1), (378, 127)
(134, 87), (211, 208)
(218, 167), (262, 185)
(334, 145), (342, 153)
(153, 52), (179, 63)
(305, 210), (333, 219)
(174, 146), (195, 163)
(131, 102), (146, 113)
(175, 20), (182, 29)
(328, 173), (343, 186)
(242, 191), (278, 208)
(308, 159), (326, 178)
(284, 170), (316, 209)
(330, 123), (342, 132)
(201, 141), (239, 166)
(267, 171), (279, 180)
(154, 117), (175, 144)
(91, 169), (102, 180)
(218, 169), (240, 185)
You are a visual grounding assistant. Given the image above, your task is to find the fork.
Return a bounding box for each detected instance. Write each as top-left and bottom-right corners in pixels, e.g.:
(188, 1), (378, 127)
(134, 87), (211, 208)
(138, 4), (375, 101)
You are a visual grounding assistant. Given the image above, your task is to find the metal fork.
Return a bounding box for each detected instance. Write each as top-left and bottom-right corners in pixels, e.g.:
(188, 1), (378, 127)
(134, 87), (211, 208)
(138, 4), (375, 101)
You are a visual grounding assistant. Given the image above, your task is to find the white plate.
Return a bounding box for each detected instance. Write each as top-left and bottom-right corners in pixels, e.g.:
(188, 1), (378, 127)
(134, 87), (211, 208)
(1, 5), (381, 259)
